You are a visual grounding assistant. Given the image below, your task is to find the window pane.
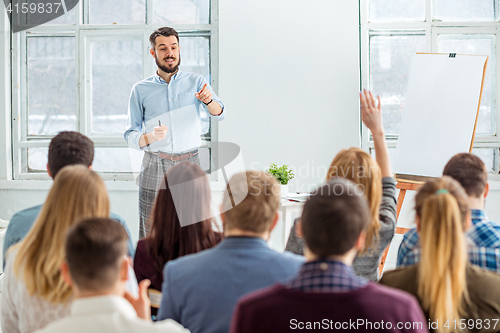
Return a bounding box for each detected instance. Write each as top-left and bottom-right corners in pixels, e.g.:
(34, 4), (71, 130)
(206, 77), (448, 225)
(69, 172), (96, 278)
(92, 40), (142, 134)
(24, 0), (76, 26)
(28, 37), (76, 136)
(438, 35), (495, 135)
(179, 36), (210, 81)
(198, 147), (211, 173)
(369, 0), (425, 22)
(92, 148), (142, 173)
(27, 147), (47, 172)
(369, 34), (426, 135)
(433, 0), (496, 21)
(370, 147), (397, 163)
(89, 0), (145, 24)
(154, 0), (209, 24)
(472, 148), (497, 173)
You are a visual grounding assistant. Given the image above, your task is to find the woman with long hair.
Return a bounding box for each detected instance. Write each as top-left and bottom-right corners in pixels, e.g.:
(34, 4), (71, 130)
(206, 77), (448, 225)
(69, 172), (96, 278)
(285, 90), (396, 281)
(133, 162), (222, 306)
(1, 165), (110, 333)
(380, 177), (500, 332)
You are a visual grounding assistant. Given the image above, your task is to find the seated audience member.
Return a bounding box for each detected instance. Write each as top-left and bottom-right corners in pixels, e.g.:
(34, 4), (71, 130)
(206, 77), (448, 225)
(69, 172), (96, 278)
(34, 218), (188, 333)
(3, 131), (134, 263)
(231, 178), (427, 333)
(286, 90), (396, 281)
(397, 153), (500, 271)
(134, 162), (222, 315)
(1, 166), (110, 333)
(381, 177), (500, 332)
(157, 171), (304, 333)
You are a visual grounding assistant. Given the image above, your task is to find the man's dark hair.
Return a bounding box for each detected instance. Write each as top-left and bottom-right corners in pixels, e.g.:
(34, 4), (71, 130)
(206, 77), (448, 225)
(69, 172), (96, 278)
(48, 131), (94, 178)
(442, 153), (488, 198)
(301, 178), (370, 257)
(149, 27), (179, 50)
(65, 218), (129, 291)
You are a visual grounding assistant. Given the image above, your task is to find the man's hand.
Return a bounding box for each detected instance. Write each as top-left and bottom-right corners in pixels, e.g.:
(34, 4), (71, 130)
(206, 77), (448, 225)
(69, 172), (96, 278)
(360, 89), (384, 136)
(153, 124), (168, 141)
(124, 279), (152, 321)
(195, 83), (213, 104)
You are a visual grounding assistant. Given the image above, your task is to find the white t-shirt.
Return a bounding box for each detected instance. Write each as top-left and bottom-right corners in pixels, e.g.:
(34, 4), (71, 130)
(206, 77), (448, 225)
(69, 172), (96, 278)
(33, 295), (189, 333)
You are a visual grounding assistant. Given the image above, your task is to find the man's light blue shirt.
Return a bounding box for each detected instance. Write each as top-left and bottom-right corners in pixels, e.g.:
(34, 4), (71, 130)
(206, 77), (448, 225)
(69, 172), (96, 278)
(124, 71), (224, 153)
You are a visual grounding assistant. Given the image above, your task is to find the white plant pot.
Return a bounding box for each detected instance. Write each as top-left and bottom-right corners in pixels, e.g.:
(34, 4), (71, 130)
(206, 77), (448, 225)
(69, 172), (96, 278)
(280, 184), (289, 197)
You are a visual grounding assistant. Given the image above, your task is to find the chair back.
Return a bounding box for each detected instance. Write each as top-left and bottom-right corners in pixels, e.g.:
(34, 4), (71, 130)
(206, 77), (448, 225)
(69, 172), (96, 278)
(148, 289), (163, 309)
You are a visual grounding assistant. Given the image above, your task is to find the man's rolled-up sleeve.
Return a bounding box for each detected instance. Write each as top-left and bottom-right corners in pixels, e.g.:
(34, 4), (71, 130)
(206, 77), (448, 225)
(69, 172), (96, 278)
(124, 86), (145, 150)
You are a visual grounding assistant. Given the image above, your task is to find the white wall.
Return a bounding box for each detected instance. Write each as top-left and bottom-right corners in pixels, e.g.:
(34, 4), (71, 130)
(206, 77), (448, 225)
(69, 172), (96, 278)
(218, 0), (361, 193)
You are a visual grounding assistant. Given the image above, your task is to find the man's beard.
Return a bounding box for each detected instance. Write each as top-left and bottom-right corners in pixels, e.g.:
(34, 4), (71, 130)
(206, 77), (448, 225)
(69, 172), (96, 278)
(156, 54), (181, 74)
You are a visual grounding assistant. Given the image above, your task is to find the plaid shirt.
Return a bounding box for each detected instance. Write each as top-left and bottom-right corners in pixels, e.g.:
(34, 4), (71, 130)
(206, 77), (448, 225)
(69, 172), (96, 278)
(396, 209), (500, 272)
(286, 260), (367, 292)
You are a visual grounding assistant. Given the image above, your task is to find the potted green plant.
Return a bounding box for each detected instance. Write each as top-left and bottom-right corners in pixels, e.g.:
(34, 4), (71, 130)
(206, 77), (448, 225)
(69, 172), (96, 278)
(266, 163), (295, 196)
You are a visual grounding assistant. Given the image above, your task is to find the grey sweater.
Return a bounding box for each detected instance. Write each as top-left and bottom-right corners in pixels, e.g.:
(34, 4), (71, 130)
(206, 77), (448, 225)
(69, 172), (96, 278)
(285, 177), (397, 281)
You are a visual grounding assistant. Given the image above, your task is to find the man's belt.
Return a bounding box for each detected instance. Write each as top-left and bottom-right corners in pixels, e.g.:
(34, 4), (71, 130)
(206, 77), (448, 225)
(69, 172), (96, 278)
(148, 150), (198, 161)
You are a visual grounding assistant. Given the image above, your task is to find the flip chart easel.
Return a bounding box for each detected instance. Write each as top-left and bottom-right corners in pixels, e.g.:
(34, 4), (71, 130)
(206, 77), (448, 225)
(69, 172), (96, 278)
(378, 52), (489, 274)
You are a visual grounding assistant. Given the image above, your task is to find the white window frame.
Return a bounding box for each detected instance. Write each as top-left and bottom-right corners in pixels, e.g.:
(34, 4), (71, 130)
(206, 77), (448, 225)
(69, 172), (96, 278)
(11, 0), (220, 181)
(360, 0), (500, 177)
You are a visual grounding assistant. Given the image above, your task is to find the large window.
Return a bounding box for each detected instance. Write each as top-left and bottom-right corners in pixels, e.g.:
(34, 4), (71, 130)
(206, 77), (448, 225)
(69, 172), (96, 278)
(361, 0), (500, 175)
(12, 0), (218, 180)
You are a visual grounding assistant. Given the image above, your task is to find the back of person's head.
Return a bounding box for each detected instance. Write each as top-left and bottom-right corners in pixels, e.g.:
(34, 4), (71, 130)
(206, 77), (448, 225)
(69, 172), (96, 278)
(222, 171), (279, 233)
(48, 131), (94, 178)
(443, 153), (488, 198)
(415, 176), (470, 329)
(326, 147), (382, 254)
(301, 178), (370, 258)
(147, 162), (220, 273)
(65, 218), (128, 292)
(13, 165), (109, 304)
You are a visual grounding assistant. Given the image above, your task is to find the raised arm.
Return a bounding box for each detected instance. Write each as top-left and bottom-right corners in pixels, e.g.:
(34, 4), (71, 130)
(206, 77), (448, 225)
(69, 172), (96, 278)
(194, 78), (224, 120)
(360, 90), (392, 178)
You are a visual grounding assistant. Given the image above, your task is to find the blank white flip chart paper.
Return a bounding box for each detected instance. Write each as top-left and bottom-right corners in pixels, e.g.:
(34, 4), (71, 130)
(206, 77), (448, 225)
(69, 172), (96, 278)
(393, 53), (488, 178)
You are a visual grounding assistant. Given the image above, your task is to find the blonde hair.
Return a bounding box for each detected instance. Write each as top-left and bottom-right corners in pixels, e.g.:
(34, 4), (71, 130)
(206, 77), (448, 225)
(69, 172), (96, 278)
(416, 177), (470, 330)
(222, 171), (280, 233)
(326, 148), (382, 253)
(12, 165), (110, 304)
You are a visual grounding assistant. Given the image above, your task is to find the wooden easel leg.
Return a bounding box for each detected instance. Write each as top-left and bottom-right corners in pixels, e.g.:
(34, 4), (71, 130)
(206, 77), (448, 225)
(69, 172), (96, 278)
(396, 189), (407, 220)
(378, 189), (407, 276)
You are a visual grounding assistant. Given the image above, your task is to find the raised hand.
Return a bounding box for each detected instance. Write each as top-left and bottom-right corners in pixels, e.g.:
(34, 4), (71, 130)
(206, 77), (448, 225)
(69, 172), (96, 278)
(360, 89), (384, 136)
(195, 83), (213, 104)
(124, 279), (152, 321)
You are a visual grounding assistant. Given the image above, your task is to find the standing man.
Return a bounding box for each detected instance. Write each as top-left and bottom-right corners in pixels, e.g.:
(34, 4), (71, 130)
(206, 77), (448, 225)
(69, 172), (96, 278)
(124, 27), (225, 238)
